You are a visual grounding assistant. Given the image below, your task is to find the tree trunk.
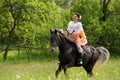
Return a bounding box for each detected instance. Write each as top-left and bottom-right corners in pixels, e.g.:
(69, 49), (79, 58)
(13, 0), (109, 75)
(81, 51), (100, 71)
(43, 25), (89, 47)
(3, 0), (24, 61)
(3, 21), (16, 61)
(3, 42), (10, 61)
(64, 0), (73, 9)
(101, 0), (111, 22)
(102, 0), (106, 21)
(51, 0), (55, 3)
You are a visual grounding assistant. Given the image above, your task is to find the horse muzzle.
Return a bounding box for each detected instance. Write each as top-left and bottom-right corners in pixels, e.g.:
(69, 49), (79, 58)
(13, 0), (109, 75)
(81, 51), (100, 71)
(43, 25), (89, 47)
(50, 47), (55, 52)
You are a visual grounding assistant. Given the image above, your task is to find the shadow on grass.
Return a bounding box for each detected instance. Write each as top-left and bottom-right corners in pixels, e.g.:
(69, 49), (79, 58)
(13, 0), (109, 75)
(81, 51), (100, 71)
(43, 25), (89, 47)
(0, 49), (58, 64)
(0, 49), (119, 64)
(110, 53), (120, 58)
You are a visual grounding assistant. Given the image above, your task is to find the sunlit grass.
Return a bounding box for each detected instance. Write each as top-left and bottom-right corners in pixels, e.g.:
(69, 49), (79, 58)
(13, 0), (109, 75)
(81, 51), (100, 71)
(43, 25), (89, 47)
(0, 51), (120, 80)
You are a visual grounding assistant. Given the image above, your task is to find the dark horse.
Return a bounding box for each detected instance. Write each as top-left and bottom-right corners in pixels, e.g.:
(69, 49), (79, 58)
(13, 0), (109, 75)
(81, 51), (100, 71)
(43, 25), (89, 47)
(50, 29), (109, 78)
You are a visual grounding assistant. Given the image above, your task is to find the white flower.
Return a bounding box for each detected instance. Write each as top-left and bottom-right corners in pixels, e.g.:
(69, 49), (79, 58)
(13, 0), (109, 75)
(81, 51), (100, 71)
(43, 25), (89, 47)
(69, 78), (72, 80)
(48, 76), (51, 80)
(96, 72), (98, 75)
(16, 74), (21, 79)
(76, 78), (79, 80)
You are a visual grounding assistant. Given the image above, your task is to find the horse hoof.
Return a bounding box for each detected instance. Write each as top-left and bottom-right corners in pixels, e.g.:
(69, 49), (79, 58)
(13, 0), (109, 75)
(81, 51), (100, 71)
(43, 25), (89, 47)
(88, 73), (93, 78)
(55, 71), (58, 78)
(65, 73), (68, 78)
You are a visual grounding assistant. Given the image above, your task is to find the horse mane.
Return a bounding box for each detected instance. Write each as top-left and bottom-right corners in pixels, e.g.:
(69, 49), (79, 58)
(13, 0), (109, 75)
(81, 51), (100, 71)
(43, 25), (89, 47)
(57, 31), (77, 46)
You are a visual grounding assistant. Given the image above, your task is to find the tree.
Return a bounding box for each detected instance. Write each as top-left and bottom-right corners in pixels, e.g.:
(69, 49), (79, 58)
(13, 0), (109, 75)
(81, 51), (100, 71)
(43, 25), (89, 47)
(100, 0), (111, 22)
(40, 0), (73, 9)
(71, 0), (102, 45)
(0, 0), (63, 61)
(0, 0), (41, 61)
(70, 0), (120, 53)
(0, 0), (28, 61)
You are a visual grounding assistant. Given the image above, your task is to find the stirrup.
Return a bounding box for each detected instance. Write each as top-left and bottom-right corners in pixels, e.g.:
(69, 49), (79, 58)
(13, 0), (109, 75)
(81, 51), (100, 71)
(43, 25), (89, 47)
(78, 59), (83, 64)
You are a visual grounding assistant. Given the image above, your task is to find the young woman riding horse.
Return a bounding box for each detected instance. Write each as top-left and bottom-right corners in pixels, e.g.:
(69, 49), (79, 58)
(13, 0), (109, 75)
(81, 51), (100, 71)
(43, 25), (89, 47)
(50, 29), (109, 78)
(67, 13), (87, 64)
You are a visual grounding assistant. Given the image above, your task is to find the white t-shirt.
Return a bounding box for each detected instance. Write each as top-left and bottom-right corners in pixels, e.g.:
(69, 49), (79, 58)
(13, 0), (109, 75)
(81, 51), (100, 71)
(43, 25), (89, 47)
(67, 21), (83, 34)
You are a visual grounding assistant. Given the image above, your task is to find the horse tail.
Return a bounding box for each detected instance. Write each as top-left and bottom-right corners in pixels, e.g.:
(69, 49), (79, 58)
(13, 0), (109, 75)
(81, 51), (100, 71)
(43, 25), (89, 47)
(95, 46), (110, 67)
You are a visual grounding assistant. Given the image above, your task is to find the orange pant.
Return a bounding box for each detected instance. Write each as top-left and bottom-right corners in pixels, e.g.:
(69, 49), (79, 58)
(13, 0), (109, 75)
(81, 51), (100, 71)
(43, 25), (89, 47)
(69, 31), (87, 52)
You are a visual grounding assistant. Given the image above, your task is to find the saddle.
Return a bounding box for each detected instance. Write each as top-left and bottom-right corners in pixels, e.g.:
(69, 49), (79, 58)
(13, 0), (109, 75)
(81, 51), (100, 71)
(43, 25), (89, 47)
(81, 45), (93, 56)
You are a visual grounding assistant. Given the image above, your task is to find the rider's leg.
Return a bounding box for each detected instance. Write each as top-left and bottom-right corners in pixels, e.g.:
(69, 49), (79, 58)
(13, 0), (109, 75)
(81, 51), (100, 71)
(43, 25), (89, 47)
(77, 41), (88, 64)
(76, 43), (83, 53)
(76, 43), (83, 64)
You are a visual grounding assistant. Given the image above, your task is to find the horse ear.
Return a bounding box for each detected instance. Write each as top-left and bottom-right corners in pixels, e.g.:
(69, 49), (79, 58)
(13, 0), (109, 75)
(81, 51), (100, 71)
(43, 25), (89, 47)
(55, 29), (57, 34)
(50, 29), (53, 34)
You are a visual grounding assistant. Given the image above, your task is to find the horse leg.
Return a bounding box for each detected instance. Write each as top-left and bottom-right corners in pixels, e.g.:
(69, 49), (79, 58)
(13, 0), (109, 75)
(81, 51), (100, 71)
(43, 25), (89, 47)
(63, 67), (67, 75)
(83, 65), (94, 78)
(63, 60), (74, 77)
(55, 64), (62, 78)
(63, 66), (68, 77)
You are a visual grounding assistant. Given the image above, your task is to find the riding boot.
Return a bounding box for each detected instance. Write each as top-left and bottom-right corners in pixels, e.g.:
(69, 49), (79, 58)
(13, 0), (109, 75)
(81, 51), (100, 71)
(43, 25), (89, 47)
(78, 52), (83, 65)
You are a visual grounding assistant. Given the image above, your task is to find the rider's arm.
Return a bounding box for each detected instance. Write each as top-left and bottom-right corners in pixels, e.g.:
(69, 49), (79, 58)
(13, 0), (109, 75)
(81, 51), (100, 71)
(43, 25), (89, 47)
(70, 22), (86, 38)
(67, 21), (74, 35)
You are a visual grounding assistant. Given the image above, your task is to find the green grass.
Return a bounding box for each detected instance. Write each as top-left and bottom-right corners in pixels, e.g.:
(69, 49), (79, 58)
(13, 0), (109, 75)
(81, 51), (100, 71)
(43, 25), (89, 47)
(0, 51), (120, 80)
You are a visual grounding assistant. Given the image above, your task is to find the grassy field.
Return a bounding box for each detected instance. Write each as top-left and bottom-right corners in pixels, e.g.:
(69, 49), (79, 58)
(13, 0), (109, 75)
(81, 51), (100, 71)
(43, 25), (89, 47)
(0, 51), (120, 80)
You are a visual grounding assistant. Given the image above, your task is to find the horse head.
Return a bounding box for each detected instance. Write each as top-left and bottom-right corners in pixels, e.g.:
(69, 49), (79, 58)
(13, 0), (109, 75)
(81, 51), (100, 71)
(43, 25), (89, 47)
(50, 29), (62, 52)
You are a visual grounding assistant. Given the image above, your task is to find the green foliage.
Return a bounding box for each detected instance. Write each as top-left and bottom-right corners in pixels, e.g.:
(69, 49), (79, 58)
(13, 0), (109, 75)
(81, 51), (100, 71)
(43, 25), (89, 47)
(0, 0), (65, 49)
(0, 0), (120, 54)
(71, 0), (102, 45)
(71, 0), (120, 53)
